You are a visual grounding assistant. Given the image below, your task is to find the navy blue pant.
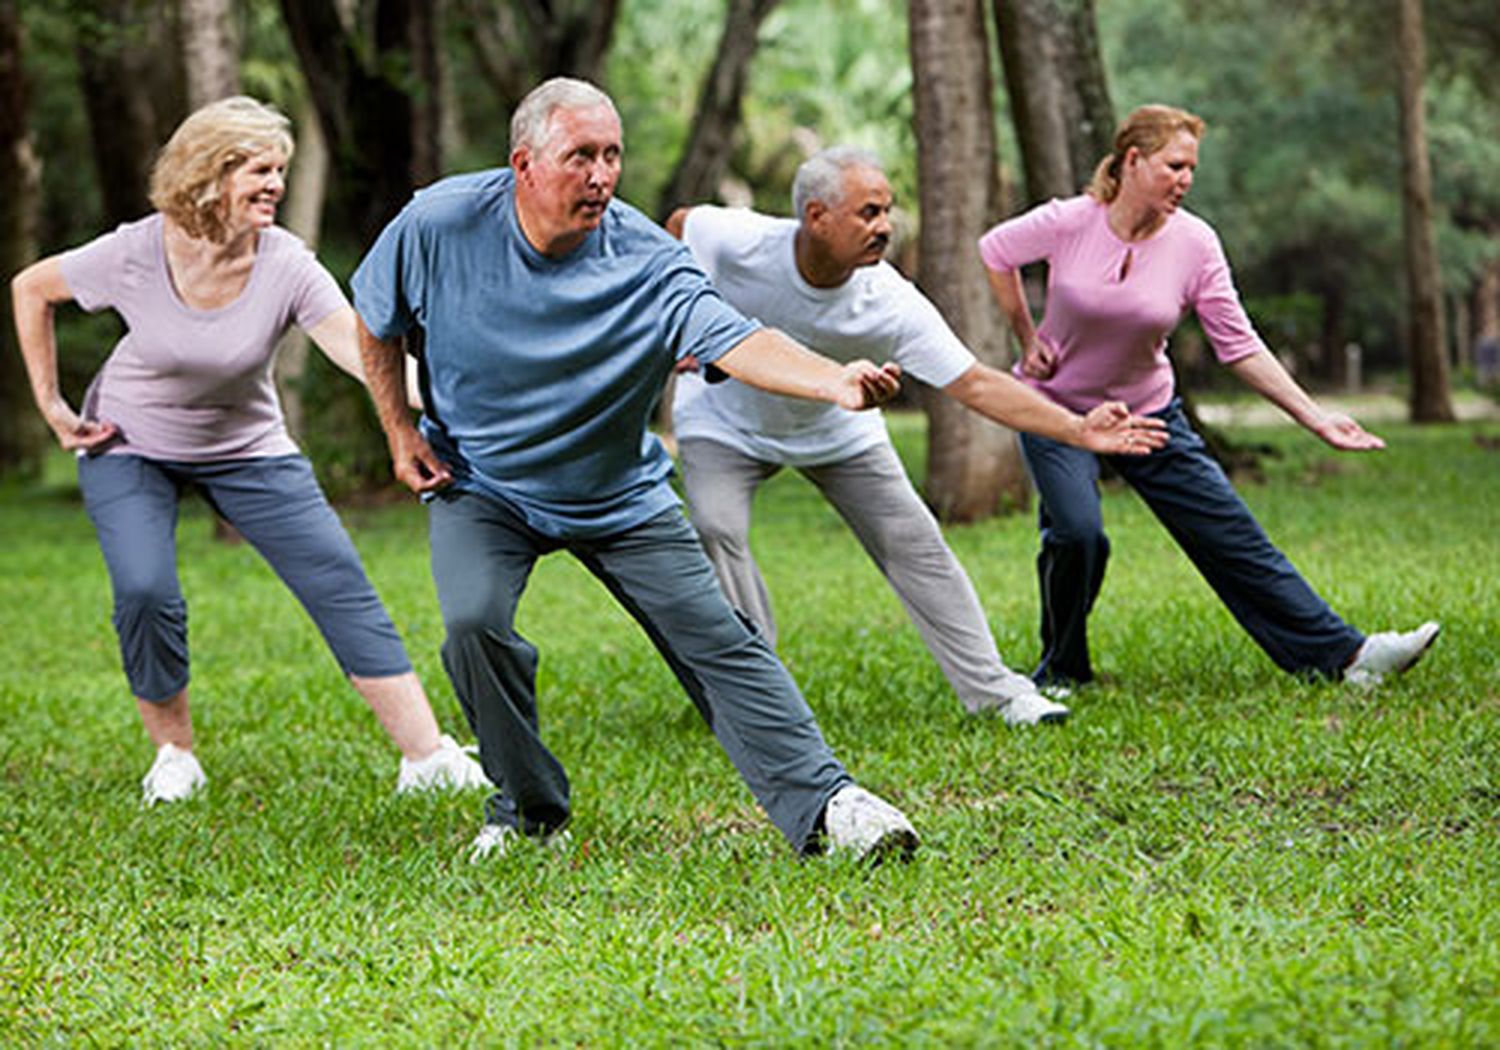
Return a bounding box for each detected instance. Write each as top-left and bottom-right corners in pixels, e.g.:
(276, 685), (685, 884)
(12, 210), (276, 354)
(78, 454), (412, 701)
(1019, 400), (1365, 686)
(426, 490), (850, 852)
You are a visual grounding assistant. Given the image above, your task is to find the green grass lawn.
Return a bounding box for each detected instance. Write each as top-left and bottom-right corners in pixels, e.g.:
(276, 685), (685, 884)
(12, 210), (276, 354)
(2, 414), (1497, 1046)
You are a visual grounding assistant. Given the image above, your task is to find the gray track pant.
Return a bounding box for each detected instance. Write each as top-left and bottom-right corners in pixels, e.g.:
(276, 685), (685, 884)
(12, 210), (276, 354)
(427, 489), (851, 852)
(677, 438), (1030, 713)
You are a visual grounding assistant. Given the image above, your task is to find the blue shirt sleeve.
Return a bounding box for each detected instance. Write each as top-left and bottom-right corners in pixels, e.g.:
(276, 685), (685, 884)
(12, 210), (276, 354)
(653, 242), (760, 366)
(351, 206), (423, 341)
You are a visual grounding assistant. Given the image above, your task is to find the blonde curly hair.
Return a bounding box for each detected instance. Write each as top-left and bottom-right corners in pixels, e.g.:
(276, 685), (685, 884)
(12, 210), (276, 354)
(1086, 104), (1205, 203)
(149, 96), (294, 242)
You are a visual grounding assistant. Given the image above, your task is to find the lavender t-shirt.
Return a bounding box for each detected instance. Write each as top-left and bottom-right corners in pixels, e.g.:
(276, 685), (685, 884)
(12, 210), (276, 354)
(978, 195), (1264, 414)
(60, 214), (347, 460)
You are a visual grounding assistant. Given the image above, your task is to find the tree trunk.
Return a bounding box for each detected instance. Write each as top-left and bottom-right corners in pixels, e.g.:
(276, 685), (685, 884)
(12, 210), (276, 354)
(178, 0), (240, 108)
(910, 0), (1028, 523)
(0, 0), (44, 477)
(280, 0), (441, 244)
(275, 94), (331, 443)
(458, 0), (621, 119)
(74, 0), (178, 226)
(654, 0), (781, 220)
(993, 0), (1113, 204)
(1395, 0), (1455, 422)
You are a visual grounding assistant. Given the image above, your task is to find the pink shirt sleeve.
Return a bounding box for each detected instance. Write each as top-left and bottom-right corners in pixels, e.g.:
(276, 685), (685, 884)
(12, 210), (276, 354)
(1188, 228), (1265, 365)
(977, 198), (1070, 272)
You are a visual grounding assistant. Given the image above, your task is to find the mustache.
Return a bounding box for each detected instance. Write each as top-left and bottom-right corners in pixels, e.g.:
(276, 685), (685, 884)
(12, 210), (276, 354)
(867, 233), (890, 253)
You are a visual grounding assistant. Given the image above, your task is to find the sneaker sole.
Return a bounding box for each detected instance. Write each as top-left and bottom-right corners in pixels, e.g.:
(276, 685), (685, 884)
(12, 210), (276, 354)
(862, 827), (920, 865)
(1395, 624), (1441, 675)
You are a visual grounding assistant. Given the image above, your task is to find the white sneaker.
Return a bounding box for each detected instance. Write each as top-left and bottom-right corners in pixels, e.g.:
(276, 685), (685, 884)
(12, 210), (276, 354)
(396, 734), (491, 794)
(975, 675), (1071, 725)
(141, 743), (206, 806)
(1344, 621), (1441, 687)
(998, 687), (1071, 726)
(823, 785), (918, 863)
(468, 824), (571, 863)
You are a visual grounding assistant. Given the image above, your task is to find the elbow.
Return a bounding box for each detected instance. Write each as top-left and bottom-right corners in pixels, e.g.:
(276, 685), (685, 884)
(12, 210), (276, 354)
(664, 207), (691, 240)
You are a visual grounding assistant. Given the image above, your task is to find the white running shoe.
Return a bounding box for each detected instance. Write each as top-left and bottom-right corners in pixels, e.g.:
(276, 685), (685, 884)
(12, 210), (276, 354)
(1000, 688), (1071, 726)
(823, 785), (919, 863)
(141, 743), (206, 806)
(468, 824), (571, 864)
(396, 734), (491, 794)
(1344, 621), (1441, 687)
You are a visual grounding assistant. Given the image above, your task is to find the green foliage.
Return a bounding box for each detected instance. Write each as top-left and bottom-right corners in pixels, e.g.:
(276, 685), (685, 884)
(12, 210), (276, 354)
(2, 410), (1497, 1044)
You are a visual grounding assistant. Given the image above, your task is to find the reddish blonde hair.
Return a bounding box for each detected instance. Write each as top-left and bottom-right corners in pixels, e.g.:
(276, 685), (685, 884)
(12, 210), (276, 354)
(1086, 104), (1205, 202)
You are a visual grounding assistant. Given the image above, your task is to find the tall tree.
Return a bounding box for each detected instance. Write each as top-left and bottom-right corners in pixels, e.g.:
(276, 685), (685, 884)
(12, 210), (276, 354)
(279, 0), (443, 244)
(910, 0), (1028, 522)
(992, 0), (1112, 204)
(457, 0), (619, 117)
(74, 0), (182, 227)
(1395, 0), (1455, 421)
(1, 0), (44, 476)
(654, 0), (781, 220)
(178, 0), (239, 107)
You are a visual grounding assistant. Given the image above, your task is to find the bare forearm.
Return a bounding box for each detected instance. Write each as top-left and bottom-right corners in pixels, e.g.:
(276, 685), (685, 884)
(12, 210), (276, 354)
(986, 268), (1036, 344)
(713, 328), (848, 403)
(945, 364), (1083, 444)
(11, 263), (66, 415)
(356, 317), (416, 436)
(1229, 350), (1324, 430)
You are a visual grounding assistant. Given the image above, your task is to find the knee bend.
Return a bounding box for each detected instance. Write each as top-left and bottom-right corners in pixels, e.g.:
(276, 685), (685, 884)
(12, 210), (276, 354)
(1045, 521), (1109, 558)
(441, 599), (516, 646)
(690, 510), (749, 556)
(112, 580), (184, 625)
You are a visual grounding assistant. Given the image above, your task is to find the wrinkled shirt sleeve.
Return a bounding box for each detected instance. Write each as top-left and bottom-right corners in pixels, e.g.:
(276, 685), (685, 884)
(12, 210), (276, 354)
(977, 198), (1068, 272)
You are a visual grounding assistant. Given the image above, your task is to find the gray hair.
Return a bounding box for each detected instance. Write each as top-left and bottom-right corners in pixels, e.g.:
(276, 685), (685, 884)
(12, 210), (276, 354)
(509, 77), (619, 154)
(791, 146), (883, 221)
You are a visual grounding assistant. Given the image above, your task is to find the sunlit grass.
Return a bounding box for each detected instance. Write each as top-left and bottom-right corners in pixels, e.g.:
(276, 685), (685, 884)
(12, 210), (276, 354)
(2, 413), (1496, 1045)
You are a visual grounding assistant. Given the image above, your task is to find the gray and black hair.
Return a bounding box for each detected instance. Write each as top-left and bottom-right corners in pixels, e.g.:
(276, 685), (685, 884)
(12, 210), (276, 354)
(791, 145), (883, 221)
(509, 77), (619, 154)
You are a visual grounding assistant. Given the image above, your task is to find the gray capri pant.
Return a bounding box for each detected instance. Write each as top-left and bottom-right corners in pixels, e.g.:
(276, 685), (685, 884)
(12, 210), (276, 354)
(78, 453), (412, 702)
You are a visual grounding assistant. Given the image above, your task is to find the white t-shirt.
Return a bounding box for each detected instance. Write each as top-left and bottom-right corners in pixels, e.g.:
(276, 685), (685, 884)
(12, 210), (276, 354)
(673, 206), (976, 467)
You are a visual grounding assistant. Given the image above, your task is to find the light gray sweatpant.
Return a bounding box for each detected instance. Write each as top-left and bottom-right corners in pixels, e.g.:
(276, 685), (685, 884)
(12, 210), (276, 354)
(677, 438), (1032, 713)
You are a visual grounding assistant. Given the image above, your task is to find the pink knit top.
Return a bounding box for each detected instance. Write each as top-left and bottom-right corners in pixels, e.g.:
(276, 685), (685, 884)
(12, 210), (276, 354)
(978, 195), (1265, 414)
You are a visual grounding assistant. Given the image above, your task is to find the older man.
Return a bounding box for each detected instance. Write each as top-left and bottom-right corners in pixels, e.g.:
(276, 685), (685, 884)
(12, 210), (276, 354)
(352, 80), (917, 862)
(666, 147), (1166, 725)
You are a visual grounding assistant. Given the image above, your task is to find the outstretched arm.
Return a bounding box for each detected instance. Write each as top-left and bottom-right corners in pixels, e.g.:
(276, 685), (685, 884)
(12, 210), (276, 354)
(944, 363), (1166, 455)
(356, 315), (453, 493)
(1229, 349), (1384, 451)
(11, 256), (119, 451)
(711, 328), (902, 411)
(307, 304), (423, 409)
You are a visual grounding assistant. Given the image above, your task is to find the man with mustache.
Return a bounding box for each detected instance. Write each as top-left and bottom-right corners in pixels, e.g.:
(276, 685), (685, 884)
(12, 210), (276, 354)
(666, 147), (1168, 726)
(351, 81), (921, 863)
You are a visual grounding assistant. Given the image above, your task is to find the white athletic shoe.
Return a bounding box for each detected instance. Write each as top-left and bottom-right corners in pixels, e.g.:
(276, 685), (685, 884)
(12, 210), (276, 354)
(141, 743), (206, 806)
(998, 687), (1071, 726)
(1344, 621), (1441, 687)
(396, 735), (491, 794)
(468, 824), (571, 863)
(823, 785), (919, 863)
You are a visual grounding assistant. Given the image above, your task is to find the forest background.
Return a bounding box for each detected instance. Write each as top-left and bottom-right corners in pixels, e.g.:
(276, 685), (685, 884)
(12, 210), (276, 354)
(1, 0), (1498, 511)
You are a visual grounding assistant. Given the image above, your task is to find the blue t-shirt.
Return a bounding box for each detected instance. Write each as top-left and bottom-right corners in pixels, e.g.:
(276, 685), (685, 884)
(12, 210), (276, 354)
(352, 169), (759, 538)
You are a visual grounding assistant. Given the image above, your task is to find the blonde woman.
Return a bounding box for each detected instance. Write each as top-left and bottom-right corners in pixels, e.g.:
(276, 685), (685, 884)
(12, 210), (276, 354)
(11, 96), (486, 803)
(980, 104), (1438, 691)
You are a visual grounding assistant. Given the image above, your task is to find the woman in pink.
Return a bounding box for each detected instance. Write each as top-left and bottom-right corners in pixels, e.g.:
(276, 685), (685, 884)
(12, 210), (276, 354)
(979, 104), (1437, 691)
(12, 97), (485, 804)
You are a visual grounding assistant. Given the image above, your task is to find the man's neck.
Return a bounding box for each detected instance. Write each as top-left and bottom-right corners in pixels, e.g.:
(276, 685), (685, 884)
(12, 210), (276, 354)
(793, 228), (855, 289)
(514, 195), (587, 259)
